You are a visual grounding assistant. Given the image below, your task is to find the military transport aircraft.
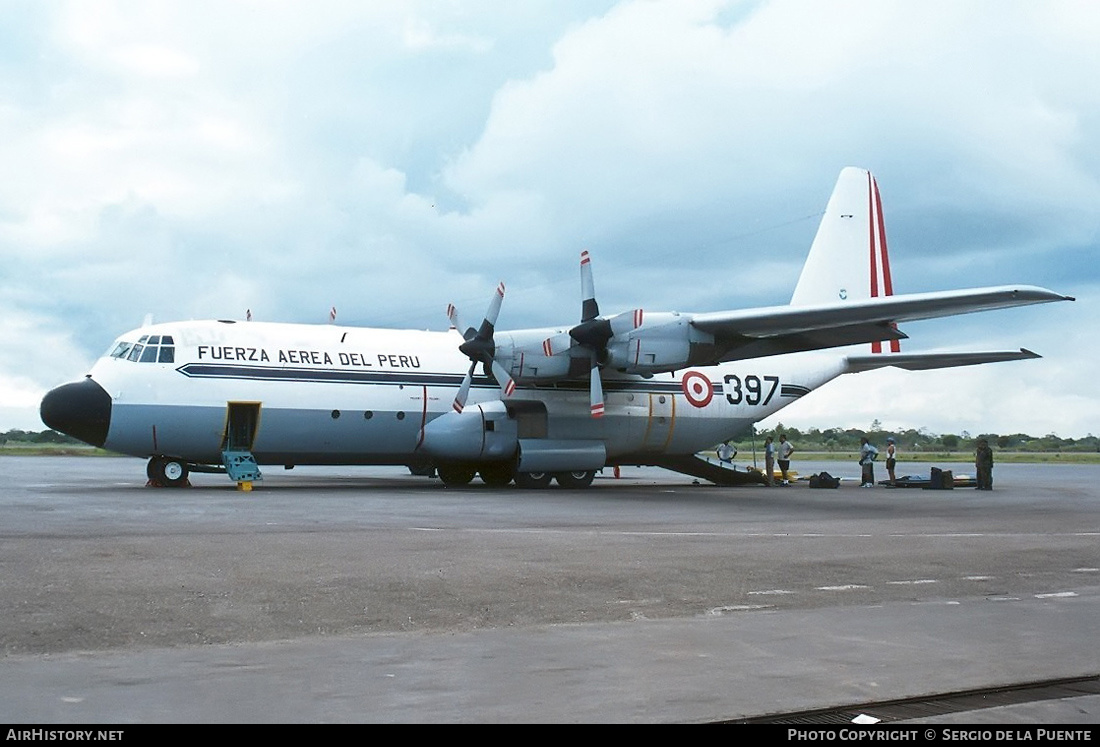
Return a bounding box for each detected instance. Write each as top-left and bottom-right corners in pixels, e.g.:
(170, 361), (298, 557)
(40, 168), (1073, 489)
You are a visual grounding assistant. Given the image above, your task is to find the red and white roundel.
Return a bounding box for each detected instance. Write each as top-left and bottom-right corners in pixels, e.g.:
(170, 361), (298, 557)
(681, 371), (714, 408)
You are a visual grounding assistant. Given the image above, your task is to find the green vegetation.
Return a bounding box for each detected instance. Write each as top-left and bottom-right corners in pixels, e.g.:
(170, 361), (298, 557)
(791, 451), (1100, 465)
(719, 421), (1100, 464)
(0, 429), (111, 456)
(747, 421), (1100, 454)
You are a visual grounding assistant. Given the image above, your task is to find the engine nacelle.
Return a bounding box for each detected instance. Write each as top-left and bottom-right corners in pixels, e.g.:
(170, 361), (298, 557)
(516, 439), (607, 473)
(605, 312), (697, 374)
(496, 330), (575, 382)
(420, 400), (518, 462)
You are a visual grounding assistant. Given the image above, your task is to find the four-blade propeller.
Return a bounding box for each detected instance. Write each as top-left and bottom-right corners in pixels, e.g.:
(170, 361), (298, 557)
(541, 250), (643, 418)
(447, 282), (516, 413)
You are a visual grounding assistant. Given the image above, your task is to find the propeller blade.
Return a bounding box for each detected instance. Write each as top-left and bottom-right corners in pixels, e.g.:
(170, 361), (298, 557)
(446, 303), (468, 338)
(579, 250), (599, 322)
(609, 308), (644, 335)
(490, 359), (517, 399)
(452, 361), (476, 413)
(468, 280), (505, 347)
(540, 331), (574, 357)
(484, 281), (505, 328)
(447, 304), (480, 342)
(589, 351), (605, 418)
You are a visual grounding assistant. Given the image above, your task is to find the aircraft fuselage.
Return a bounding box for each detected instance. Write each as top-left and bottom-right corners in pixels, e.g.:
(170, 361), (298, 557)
(41, 318), (843, 473)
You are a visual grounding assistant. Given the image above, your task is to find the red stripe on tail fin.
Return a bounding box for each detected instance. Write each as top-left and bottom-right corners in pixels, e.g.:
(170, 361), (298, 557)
(868, 173), (901, 353)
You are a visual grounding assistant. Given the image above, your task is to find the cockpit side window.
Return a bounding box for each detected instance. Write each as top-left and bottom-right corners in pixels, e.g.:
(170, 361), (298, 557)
(127, 344), (144, 362)
(110, 342), (133, 359)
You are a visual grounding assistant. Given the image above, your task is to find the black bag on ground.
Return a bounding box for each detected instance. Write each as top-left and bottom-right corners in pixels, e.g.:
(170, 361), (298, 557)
(926, 467), (954, 490)
(809, 471), (840, 489)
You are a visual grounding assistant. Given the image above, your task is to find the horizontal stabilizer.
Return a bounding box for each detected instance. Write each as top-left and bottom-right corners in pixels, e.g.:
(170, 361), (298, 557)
(844, 348), (1041, 374)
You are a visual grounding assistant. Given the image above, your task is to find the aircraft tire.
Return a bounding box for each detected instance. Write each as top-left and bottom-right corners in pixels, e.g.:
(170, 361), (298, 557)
(554, 470), (595, 489)
(478, 463), (514, 487)
(514, 471), (553, 489)
(437, 464), (476, 487)
(149, 457), (189, 488)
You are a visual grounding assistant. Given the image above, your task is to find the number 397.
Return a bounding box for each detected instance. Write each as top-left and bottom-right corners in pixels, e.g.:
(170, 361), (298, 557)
(723, 374), (779, 406)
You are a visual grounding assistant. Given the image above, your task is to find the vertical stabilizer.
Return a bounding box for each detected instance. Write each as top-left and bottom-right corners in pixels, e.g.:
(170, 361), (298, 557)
(790, 167), (899, 352)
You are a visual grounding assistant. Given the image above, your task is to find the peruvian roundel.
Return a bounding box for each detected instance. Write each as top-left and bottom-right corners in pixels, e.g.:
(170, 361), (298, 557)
(681, 371), (713, 408)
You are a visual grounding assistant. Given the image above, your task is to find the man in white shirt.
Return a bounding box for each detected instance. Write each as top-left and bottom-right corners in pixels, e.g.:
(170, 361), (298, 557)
(777, 434), (795, 485)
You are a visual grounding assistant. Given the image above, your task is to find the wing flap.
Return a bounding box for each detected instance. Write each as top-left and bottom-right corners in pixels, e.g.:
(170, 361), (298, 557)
(715, 322), (908, 362)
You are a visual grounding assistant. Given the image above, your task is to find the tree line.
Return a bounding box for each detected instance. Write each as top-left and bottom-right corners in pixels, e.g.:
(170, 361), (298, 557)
(1, 429), (82, 445)
(743, 421), (1099, 453)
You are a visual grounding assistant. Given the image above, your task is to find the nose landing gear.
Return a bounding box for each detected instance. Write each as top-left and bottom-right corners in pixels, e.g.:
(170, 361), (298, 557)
(146, 456), (190, 488)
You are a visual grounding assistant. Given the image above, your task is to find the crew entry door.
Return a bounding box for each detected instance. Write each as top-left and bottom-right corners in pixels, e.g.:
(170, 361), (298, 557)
(224, 402), (261, 452)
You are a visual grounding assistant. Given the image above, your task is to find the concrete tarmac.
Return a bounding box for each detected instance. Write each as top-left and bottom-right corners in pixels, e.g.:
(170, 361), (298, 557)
(1, 456), (1097, 723)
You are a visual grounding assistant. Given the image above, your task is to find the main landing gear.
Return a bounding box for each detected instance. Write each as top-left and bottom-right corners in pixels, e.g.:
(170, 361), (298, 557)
(435, 463), (597, 489)
(146, 456), (191, 488)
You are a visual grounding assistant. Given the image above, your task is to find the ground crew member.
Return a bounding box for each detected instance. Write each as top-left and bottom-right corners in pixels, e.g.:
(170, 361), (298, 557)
(777, 433), (795, 485)
(764, 436), (776, 486)
(975, 438), (994, 490)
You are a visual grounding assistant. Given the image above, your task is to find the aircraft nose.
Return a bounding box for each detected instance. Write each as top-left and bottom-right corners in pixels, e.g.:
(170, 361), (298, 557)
(40, 378), (112, 448)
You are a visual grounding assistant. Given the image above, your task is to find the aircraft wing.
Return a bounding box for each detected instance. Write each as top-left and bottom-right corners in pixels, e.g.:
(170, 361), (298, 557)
(844, 348), (1041, 374)
(690, 285), (1071, 362)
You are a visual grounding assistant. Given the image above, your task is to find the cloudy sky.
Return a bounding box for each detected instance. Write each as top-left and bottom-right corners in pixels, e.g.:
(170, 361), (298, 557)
(2, 0), (1097, 438)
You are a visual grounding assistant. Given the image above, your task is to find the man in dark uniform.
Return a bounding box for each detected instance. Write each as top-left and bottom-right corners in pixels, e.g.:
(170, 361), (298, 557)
(975, 438), (994, 490)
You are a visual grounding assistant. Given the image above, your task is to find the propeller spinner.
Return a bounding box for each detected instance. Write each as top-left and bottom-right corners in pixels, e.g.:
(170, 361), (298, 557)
(448, 282), (516, 413)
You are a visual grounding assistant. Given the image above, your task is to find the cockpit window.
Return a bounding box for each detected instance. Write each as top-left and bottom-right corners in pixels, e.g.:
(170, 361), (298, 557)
(113, 336), (176, 364)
